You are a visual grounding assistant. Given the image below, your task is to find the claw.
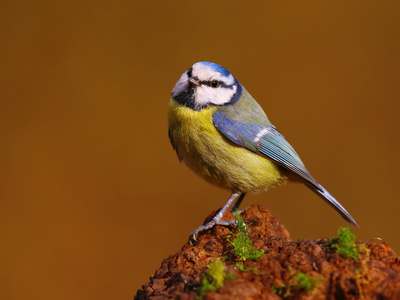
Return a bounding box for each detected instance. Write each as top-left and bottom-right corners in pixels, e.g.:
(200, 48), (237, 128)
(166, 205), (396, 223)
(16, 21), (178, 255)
(188, 192), (242, 243)
(189, 220), (216, 243)
(189, 218), (238, 244)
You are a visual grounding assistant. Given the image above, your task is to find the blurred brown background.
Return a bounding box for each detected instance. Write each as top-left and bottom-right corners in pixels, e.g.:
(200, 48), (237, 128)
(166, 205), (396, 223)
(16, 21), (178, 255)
(1, 1), (399, 299)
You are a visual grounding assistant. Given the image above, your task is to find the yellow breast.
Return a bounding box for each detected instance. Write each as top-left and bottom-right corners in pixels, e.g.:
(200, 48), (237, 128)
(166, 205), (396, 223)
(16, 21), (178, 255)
(168, 99), (287, 192)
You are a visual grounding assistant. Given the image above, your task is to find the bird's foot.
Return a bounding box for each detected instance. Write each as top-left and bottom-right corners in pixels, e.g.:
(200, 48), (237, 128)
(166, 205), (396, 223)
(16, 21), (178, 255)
(189, 218), (236, 244)
(189, 192), (242, 244)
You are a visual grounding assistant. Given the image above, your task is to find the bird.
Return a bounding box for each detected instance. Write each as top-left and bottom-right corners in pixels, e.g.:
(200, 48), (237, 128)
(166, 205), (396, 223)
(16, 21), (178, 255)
(168, 61), (358, 241)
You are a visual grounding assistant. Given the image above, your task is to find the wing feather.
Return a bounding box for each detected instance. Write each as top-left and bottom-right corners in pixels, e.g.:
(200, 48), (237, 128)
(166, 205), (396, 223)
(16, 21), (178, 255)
(212, 110), (358, 227)
(213, 110), (317, 186)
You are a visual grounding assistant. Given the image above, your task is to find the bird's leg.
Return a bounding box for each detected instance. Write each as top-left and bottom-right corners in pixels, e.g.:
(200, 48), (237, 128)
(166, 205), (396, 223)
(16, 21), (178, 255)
(229, 192), (246, 213)
(190, 192), (241, 242)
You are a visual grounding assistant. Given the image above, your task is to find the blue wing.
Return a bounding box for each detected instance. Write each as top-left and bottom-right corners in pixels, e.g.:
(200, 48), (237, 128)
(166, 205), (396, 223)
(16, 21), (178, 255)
(212, 110), (317, 186)
(212, 110), (359, 227)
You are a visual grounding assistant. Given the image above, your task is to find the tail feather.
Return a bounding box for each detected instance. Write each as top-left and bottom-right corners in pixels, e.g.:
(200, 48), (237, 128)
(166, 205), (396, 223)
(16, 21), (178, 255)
(306, 183), (359, 228)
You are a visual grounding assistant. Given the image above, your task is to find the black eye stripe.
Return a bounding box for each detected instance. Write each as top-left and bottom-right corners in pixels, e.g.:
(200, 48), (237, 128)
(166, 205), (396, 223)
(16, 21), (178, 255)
(201, 81), (234, 90)
(200, 80), (224, 88)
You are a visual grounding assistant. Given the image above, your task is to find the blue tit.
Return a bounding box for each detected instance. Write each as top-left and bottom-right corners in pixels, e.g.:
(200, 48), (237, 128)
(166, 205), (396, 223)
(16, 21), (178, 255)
(168, 61), (358, 241)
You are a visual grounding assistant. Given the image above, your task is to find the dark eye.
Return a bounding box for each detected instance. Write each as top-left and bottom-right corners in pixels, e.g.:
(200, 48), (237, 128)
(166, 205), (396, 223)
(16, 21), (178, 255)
(211, 80), (220, 88)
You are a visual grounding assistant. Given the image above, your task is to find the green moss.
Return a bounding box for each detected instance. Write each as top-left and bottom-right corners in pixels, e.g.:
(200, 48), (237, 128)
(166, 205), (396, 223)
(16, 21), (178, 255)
(272, 272), (321, 297)
(227, 211), (264, 261)
(292, 272), (318, 293)
(235, 262), (258, 274)
(271, 283), (287, 296)
(328, 226), (360, 261)
(196, 259), (234, 299)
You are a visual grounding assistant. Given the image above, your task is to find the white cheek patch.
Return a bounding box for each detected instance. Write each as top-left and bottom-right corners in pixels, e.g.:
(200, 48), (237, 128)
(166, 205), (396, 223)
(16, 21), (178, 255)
(194, 84), (237, 106)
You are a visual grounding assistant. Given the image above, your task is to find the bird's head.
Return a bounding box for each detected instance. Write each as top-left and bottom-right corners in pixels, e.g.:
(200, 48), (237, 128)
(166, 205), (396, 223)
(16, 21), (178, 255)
(172, 61), (243, 111)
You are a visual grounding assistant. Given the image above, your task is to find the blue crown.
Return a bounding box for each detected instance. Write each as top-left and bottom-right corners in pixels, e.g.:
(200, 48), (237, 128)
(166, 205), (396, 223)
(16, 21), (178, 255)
(197, 61), (231, 77)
